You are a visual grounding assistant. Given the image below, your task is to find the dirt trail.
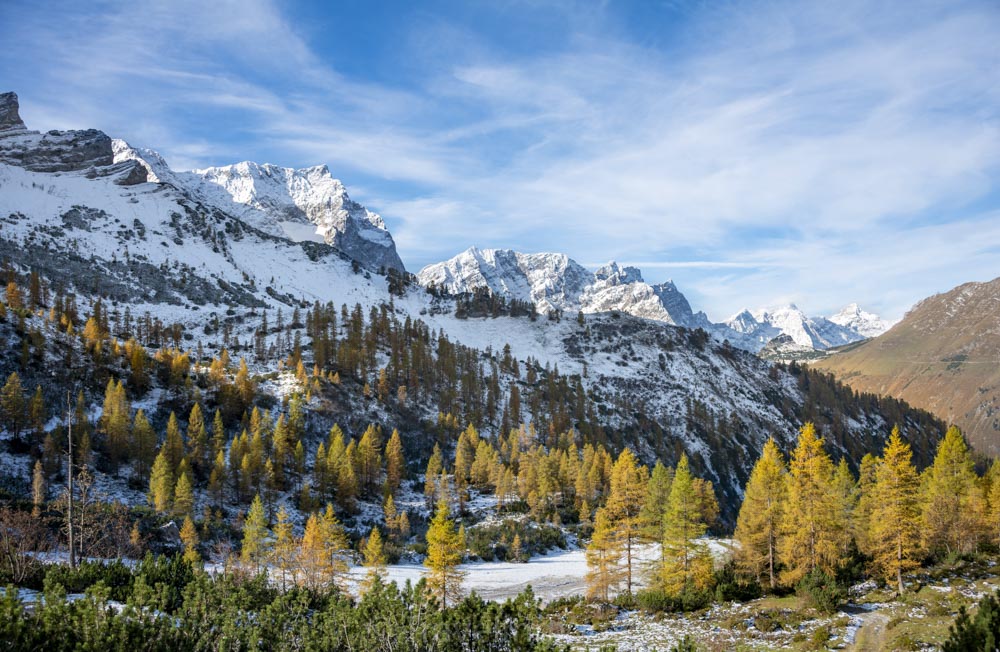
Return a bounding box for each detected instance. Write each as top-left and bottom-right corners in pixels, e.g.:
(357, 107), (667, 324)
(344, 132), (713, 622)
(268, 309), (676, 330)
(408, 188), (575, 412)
(847, 609), (890, 651)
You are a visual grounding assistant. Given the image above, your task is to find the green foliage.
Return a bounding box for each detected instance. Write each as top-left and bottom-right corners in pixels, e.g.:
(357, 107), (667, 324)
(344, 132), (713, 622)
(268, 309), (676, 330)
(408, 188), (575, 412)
(795, 568), (846, 614)
(634, 586), (711, 613)
(943, 589), (1000, 652)
(465, 518), (566, 562)
(712, 561), (762, 603)
(0, 558), (566, 651)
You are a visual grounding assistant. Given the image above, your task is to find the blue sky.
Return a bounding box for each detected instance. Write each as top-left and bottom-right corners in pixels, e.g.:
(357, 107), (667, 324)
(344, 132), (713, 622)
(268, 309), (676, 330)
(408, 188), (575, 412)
(1, 0), (998, 321)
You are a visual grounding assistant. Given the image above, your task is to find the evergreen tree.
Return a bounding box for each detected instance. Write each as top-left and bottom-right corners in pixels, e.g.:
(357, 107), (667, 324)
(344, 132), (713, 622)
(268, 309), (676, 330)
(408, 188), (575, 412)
(187, 403), (208, 476)
(320, 504), (351, 591)
(131, 409), (157, 482)
(660, 454), (714, 595)
(605, 447), (647, 595)
(424, 498), (466, 607)
(28, 385), (45, 444)
(242, 494), (269, 572)
(869, 427), (922, 594)
(734, 438), (787, 589)
(586, 507), (623, 602)
(779, 423), (843, 585)
(0, 372), (25, 439)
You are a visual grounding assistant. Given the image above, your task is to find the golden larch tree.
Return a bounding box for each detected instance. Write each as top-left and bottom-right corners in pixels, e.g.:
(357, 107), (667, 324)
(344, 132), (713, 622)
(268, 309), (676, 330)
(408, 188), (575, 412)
(734, 438), (787, 589)
(869, 427), (921, 594)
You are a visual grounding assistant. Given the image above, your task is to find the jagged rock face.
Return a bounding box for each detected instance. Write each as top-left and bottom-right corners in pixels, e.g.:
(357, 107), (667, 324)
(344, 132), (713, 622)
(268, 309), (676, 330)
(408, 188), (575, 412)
(0, 92), (115, 172)
(0, 92), (25, 131)
(111, 139), (405, 273)
(193, 162), (405, 272)
(418, 247), (594, 313)
(724, 303), (886, 350)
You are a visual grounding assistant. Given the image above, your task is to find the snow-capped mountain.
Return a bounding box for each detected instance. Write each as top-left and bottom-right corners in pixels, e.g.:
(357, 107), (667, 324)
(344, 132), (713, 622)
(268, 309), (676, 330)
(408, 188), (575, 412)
(418, 248), (713, 328)
(724, 303), (891, 350)
(0, 90), (944, 525)
(419, 247), (888, 351)
(112, 140), (405, 272)
(828, 303), (893, 339)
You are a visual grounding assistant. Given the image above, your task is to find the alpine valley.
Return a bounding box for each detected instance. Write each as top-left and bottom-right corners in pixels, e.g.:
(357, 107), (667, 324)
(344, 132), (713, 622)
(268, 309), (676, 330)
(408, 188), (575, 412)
(0, 90), (986, 651)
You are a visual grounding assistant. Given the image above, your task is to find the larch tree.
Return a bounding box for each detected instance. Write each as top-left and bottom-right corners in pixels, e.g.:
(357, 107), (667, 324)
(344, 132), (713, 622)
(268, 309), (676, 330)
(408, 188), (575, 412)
(779, 422), (843, 585)
(921, 425), (983, 557)
(272, 506), (296, 591)
(853, 453), (880, 556)
(424, 443), (444, 507)
(869, 427), (922, 594)
(586, 506), (623, 602)
(424, 498), (465, 607)
(362, 527), (388, 590)
(131, 410), (157, 483)
(321, 504), (351, 591)
(639, 461), (673, 544)
(148, 448), (174, 513)
(660, 454), (714, 595)
(734, 438), (787, 589)
(385, 429), (405, 493)
(180, 516), (200, 565)
(605, 447), (648, 595)
(242, 494), (269, 573)
(173, 470), (194, 517)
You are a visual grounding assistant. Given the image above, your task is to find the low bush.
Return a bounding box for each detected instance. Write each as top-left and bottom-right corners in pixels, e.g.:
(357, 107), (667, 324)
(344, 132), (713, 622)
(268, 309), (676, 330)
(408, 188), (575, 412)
(796, 569), (846, 614)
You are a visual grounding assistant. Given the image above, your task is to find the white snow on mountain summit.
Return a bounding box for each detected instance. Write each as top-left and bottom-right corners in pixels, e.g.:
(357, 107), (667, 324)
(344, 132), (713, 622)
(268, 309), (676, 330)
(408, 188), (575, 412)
(112, 140), (405, 272)
(828, 303), (893, 339)
(419, 248), (888, 351)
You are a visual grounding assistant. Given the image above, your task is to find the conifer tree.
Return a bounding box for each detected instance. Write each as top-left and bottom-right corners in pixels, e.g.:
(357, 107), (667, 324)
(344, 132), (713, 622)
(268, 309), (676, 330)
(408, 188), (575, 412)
(869, 427), (921, 593)
(321, 503), (351, 591)
(208, 449), (227, 508)
(242, 494), (269, 573)
(272, 506), (296, 591)
(922, 425), (982, 556)
(734, 438), (787, 589)
(424, 443), (444, 506)
(187, 403), (208, 476)
(299, 512), (330, 591)
(164, 412), (184, 471)
(779, 422), (844, 584)
(385, 429), (405, 493)
(586, 507), (623, 602)
(660, 454), (714, 595)
(148, 448), (174, 512)
(131, 409), (157, 482)
(639, 461), (673, 543)
(605, 447), (648, 595)
(853, 453), (879, 556)
(180, 516), (200, 565)
(28, 385), (45, 444)
(173, 471), (194, 517)
(362, 527), (388, 590)
(0, 372), (25, 439)
(424, 498), (466, 607)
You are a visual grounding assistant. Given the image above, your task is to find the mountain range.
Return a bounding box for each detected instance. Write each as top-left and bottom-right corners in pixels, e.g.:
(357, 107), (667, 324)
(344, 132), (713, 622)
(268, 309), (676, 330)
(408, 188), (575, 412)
(0, 90), (943, 521)
(418, 247), (891, 352)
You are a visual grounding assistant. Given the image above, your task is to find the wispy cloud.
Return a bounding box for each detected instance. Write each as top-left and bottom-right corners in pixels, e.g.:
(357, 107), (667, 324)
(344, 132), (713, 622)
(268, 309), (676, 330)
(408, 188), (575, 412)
(0, 0), (997, 321)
